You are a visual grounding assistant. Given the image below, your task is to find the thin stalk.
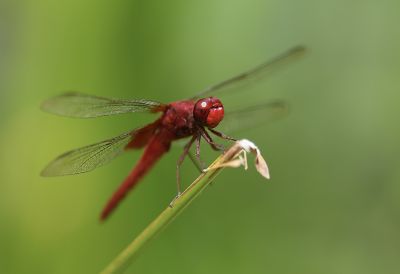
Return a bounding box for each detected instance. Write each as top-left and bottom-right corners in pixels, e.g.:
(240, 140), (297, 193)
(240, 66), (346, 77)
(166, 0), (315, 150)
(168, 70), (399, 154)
(100, 142), (244, 274)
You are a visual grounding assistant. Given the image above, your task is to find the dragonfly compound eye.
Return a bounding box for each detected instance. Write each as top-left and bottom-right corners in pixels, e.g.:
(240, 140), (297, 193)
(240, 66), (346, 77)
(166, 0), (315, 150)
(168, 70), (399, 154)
(194, 97), (224, 128)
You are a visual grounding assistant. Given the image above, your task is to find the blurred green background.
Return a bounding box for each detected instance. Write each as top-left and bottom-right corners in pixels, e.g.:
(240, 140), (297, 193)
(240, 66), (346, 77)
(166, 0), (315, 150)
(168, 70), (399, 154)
(1, 0), (400, 273)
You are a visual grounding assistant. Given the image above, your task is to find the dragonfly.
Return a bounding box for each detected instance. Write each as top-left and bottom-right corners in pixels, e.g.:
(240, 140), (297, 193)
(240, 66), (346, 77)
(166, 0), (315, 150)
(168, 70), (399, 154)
(41, 46), (305, 221)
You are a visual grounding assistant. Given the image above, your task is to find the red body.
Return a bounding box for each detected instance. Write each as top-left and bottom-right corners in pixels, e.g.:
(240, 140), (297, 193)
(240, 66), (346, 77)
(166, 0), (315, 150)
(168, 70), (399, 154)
(101, 100), (210, 220)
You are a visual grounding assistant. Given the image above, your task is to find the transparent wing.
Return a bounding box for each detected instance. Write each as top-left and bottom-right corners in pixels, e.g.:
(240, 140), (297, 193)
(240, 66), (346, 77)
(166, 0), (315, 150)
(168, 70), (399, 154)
(41, 91), (166, 118)
(193, 46), (306, 99)
(41, 130), (136, 176)
(217, 101), (289, 134)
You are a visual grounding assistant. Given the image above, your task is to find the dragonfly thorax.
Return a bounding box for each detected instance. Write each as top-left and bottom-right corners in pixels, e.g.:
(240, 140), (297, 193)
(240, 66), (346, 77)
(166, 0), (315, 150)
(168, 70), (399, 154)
(161, 100), (197, 138)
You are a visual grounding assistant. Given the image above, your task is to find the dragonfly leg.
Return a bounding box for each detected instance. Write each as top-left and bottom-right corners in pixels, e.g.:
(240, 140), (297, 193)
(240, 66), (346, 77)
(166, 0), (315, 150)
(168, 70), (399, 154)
(175, 135), (197, 196)
(185, 135), (206, 173)
(195, 135), (207, 170)
(188, 152), (203, 173)
(208, 128), (237, 141)
(199, 127), (225, 151)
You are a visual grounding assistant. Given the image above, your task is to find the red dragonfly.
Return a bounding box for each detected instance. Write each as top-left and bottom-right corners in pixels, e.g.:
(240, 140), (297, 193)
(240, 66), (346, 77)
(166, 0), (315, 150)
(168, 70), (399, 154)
(41, 46), (305, 220)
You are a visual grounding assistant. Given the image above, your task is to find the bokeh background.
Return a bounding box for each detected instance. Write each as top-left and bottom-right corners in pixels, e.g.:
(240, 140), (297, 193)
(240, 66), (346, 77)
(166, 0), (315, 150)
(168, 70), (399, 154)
(1, 0), (399, 273)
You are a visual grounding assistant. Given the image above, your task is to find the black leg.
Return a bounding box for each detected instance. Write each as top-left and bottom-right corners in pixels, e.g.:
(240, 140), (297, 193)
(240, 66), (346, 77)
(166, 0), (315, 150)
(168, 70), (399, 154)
(195, 135), (206, 170)
(199, 127), (225, 151)
(208, 128), (237, 141)
(188, 152), (203, 173)
(176, 135), (197, 195)
(186, 135), (206, 172)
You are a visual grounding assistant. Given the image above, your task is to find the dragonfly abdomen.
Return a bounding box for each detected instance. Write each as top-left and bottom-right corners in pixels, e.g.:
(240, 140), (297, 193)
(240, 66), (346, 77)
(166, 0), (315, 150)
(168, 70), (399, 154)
(100, 129), (174, 220)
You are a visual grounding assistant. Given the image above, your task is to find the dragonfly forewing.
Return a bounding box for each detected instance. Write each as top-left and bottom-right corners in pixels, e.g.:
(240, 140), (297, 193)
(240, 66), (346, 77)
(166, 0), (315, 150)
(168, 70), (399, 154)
(41, 92), (166, 118)
(193, 46), (305, 100)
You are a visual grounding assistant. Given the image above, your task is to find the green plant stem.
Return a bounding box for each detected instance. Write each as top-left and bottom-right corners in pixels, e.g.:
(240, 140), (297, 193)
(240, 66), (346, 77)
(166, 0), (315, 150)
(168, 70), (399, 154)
(100, 142), (243, 274)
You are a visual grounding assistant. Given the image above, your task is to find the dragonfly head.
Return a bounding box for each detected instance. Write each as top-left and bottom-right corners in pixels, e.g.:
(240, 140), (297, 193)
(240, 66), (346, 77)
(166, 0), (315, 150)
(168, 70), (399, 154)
(194, 97), (224, 128)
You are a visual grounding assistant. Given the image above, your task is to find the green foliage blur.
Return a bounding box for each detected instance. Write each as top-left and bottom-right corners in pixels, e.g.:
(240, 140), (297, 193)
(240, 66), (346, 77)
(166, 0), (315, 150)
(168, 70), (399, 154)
(1, 1), (399, 273)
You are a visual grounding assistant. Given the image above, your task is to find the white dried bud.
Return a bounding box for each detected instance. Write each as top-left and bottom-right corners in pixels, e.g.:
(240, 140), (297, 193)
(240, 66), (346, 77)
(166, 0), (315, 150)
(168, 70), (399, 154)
(204, 139), (270, 179)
